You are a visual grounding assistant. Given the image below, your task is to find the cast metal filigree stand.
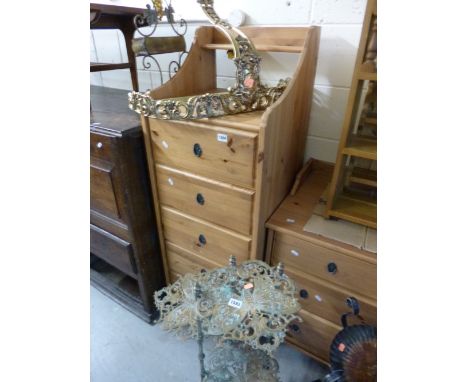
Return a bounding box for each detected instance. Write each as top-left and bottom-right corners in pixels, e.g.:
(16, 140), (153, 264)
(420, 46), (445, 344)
(154, 256), (301, 381)
(133, 0), (188, 86)
(128, 0), (290, 120)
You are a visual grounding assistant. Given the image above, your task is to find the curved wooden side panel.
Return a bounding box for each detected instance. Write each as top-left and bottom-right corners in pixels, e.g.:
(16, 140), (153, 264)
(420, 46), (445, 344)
(251, 26), (321, 258)
(262, 26), (320, 146)
(148, 26), (217, 100)
(261, 26), (321, 196)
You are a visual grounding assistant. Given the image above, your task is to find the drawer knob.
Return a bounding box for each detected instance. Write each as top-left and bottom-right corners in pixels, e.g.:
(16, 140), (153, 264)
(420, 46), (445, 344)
(327, 262), (338, 274)
(96, 142), (103, 149)
(196, 193), (205, 205)
(193, 143), (203, 157)
(198, 234), (207, 246)
(299, 289), (309, 299)
(290, 323), (300, 333)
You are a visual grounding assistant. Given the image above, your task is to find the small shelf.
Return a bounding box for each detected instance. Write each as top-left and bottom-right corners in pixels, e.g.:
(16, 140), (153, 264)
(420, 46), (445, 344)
(328, 194), (377, 229)
(357, 71), (377, 81)
(363, 116), (377, 126)
(201, 43), (303, 53)
(90, 256), (156, 323)
(347, 167), (377, 188)
(90, 62), (131, 72)
(342, 138), (377, 160)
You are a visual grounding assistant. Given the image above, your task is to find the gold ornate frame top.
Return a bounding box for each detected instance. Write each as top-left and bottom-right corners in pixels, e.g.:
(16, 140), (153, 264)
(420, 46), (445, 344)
(128, 0), (289, 120)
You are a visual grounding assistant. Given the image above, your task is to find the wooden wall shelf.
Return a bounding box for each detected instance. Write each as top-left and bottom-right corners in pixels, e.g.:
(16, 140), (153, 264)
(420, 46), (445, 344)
(201, 43), (303, 53)
(90, 62), (132, 72)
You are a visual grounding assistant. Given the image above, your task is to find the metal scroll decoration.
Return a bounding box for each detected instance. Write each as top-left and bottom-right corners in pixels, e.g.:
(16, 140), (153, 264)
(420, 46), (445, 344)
(128, 0), (290, 120)
(154, 257), (301, 355)
(204, 341), (280, 382)
(133, 0), (188, 85)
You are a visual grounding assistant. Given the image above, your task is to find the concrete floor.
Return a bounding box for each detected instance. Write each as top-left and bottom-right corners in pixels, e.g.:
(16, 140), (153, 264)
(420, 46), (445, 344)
(91, 287), (328, 382)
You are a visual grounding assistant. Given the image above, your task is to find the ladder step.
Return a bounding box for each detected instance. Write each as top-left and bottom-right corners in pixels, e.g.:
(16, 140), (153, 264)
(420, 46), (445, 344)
(347, 167), (377, 188)
(328, 194), (377, 229)
(342, 139), (377, 160)
(357, 71), (377, 81)
(363, 117), (377, 126)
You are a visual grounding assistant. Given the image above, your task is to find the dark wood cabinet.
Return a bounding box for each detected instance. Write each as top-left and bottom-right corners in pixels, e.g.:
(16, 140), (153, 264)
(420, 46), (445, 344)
(90, 86), (165, 322)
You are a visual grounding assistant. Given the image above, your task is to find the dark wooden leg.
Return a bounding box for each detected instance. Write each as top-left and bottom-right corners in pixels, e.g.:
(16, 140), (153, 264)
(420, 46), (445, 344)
(121, 22), (139, 92)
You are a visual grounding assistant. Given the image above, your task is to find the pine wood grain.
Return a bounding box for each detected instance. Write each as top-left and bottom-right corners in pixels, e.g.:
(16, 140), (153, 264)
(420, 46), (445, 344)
(251, 26), (321, 259)
(266, 163), (377, 361)
(155, 164), (254, 235)
(140, 25), (320, 279)
(286, 309), (341, 364)
(272, 232), (376, 299)
(161, 206), (251, 264)
(166, 242), (221, 277)
(276, 265), (376, 327)
(266, 161), (376, 262)
(149, 119), (258, 189)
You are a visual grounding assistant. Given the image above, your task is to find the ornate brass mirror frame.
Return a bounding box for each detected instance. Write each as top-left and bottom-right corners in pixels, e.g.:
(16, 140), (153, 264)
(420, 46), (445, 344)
(128, 0), (289, 120)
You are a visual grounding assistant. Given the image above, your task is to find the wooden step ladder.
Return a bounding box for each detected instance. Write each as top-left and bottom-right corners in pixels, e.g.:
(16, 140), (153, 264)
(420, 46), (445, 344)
(325, 0), (377, 229)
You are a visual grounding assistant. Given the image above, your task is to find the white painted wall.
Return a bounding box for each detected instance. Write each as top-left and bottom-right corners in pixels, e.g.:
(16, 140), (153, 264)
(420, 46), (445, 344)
(90, 0), (366, 163)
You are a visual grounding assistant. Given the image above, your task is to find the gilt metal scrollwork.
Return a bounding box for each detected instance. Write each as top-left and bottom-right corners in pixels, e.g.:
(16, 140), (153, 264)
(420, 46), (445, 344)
(154, 259), (301, 355)
(204, 341), (280, 382)
(129, 0), (290, 120)
(155, 258), (300, 381)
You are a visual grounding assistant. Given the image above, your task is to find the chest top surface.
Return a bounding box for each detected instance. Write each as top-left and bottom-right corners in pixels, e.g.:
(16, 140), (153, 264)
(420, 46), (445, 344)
(90, 86), (140, 135)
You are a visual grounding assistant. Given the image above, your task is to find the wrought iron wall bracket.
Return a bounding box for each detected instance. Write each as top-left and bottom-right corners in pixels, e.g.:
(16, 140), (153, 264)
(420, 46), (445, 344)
(132, 1), (188, 86)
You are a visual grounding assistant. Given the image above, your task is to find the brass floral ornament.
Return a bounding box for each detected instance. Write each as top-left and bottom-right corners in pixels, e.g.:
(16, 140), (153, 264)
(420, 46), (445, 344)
(128, 0), (290, 120)
(154, 258), (301, 354)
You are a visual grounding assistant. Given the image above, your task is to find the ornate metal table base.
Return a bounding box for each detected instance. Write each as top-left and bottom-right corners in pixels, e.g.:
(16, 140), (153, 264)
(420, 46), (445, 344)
(204, 340), (280, 382)
(154, 256), (301, 381)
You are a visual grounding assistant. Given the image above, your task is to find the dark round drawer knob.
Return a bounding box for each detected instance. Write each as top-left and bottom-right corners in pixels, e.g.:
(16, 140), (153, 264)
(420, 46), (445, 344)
(327, 262), (338, 274)
(193, 143), (203, 157)
(290, 323), (300, 333)
(198, 234), (207, 246)
(299, 289), (309, 299)
(196, 193), (205, 205)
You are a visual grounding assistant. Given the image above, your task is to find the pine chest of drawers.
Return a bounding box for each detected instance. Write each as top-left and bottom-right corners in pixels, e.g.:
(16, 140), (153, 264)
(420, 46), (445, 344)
(138, 25), (321, 282)
(265, 161), (377, 364)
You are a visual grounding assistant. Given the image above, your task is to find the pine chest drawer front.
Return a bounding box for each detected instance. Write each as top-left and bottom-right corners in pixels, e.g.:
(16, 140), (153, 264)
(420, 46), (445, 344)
(90, 224), (136, 277)
(155, 164), (254, 236)
(282, 267), (377, 327)
(287, 309), (341, 363)
(161, 206), (251, 264)
(272, 233), (376, 299)
(149, 119), (258, 189)
(166, 242), (220, 282)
